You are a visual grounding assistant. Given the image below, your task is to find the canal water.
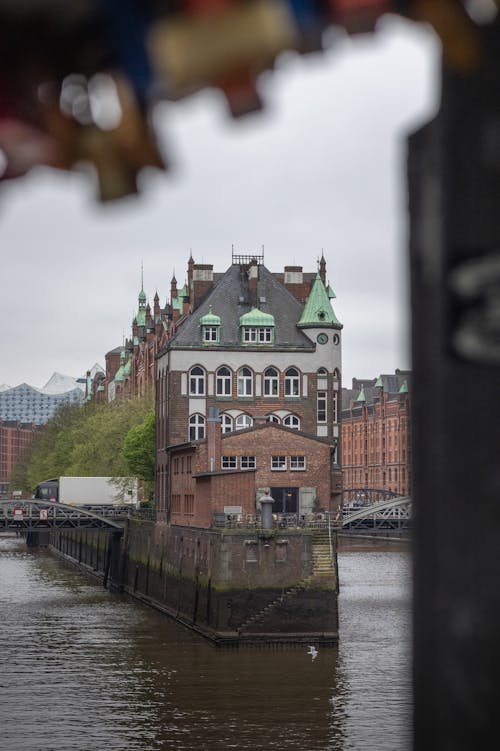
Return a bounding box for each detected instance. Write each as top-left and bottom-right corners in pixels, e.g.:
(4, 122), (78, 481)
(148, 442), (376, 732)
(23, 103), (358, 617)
(0, 534), (411, 751)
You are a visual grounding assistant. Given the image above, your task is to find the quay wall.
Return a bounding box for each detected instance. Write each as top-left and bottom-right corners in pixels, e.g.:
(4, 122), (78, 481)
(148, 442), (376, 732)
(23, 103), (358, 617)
(51, 520), (338, 645)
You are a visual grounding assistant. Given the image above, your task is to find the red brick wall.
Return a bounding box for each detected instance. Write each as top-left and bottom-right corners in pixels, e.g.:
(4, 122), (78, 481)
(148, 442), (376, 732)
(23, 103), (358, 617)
(0, 421), (37, 486)
(341, 394), (411, 497)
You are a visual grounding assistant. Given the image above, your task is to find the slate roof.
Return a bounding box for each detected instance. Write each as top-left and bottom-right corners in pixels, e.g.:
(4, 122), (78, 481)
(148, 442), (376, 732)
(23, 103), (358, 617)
(170, 264), (314, 350)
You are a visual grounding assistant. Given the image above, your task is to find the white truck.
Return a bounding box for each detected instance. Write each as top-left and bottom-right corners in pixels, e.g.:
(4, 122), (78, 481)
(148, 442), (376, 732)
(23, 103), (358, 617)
(34, 476), (140, 510)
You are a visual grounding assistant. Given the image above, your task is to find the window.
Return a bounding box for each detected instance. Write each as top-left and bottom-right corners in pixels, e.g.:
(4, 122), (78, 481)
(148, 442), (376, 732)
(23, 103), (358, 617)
(240, 456), (256, 469)
(184, 494), (194, 515)
(237, 367), (253, 396)
(285, 368), (300, 396)
(235, 414), (253, 430)
(189, 413), (205, 441)
(290, 456), (306, 470)
(283, 414), (300, 430)
(264, 367), (279, 397)
(317, 367), (327, 376)
(266, 414), (280, 424)
(317, 391), (327, 423)
(243, 327), (273, 343)
(189, 366), (205, 395)
(171, 494), (181, 513)
(221, 414), (233, 434)
(272, 455), (287, 470)
(221, 456), (237, 469)
(333, 392), (339, 423)
(216, 366), (232, 396)
(203, 326), (218, 342)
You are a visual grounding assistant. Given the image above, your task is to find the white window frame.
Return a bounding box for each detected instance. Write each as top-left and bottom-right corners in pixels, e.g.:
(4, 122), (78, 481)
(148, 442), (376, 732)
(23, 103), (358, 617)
(189, 413), (205, 441)
(283, 414), (300, 430)
(284, 367), (300, 397)
(271, 455), (287, 471)
(221, 456), (237, 470)
(221, 414), (233, 434)
(240, 456), (256, 469)
(235, 414), (253, 431)
(266, 414), (280, 424)
(189, 366), (205, 395)
(243, 327), (273, 343)
(203, 326), (218, 342)
(216, 366), (232, 396)
(317, 391), (327, 423)
(290, 455), (306, 470)
(237, 367), (253, 397)
(264, 367), (279, 397)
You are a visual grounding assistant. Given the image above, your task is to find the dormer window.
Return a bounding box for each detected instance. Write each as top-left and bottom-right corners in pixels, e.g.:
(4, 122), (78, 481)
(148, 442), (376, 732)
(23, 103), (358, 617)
(203, 326), (218, 342)
(239, 307), (275, 345)
(243, 327), (273, 343)
(200, 306), (221, 344)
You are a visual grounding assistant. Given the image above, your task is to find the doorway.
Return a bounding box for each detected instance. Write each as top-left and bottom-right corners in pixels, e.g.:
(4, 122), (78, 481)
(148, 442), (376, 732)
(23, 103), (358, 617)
(270, 487), (298, 514)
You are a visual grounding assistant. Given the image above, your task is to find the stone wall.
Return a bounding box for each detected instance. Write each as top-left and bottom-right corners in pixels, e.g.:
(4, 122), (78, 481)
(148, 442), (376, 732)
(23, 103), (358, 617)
(51, 520), (338, 645)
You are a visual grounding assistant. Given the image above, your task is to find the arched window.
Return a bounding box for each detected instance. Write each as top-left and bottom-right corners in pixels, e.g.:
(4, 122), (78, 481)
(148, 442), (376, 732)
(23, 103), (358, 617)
(216, 366), (232, 396)
(237, 367), (253, 397)
(189, 413), (205, 441)
(221, 414), (233, 434)
(189, 366), (205, 395)
(264, 367), (279, 397)
(284, 367), (300, 396)
(317, 367), (328, 376)
(235, 414), (253, 431)
(283, 414), (300, 430)
(266, 414), (280, 424)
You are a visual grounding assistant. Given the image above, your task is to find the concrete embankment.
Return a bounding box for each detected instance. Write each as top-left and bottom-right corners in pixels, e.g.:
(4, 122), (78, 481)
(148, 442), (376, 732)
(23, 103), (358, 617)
(50, 519), (339, 645)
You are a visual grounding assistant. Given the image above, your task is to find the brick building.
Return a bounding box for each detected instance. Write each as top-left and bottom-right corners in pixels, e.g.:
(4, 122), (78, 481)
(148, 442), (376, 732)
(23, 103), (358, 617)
(341, 370), (411, 500)
(156, 250), (343, 524)
(0, 419), (37, 495)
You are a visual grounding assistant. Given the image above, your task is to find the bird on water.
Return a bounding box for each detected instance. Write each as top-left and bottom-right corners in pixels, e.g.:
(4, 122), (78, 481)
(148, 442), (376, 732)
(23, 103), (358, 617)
(307, 645), (318, 660)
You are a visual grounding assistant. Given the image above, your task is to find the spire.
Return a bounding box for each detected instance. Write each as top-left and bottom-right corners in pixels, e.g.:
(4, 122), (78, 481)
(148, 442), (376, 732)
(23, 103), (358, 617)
(356, 385), (366, 403)
(399, 380), (409, 394)
(298, 272), (342, 329)
(137, 264), (146, 326)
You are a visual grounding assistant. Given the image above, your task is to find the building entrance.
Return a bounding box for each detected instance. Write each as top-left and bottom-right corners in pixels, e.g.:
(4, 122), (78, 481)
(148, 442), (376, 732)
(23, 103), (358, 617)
(270, 487), (298, 514)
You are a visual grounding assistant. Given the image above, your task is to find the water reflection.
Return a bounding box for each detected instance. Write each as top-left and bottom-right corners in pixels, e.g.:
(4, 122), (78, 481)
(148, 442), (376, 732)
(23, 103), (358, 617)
(0, 534), (410, 751)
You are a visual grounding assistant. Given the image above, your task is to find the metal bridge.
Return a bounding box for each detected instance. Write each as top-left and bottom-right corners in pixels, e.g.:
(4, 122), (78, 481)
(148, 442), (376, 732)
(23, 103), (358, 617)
(0, 499), (124, 535)
(341, 495), (412, 530)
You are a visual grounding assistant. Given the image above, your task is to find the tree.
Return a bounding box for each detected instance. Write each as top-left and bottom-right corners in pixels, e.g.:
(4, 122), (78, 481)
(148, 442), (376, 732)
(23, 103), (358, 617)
(120, 410), (155, 501)
(14, 391), (155, 494)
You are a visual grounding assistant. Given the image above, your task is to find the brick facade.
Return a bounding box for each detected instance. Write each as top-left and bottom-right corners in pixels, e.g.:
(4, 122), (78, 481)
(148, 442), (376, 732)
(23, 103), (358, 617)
(156, 252), (343, 525)
(168, 421), (338, 527)
(341, 373), (411, 500)
(0, 419), (37, 494)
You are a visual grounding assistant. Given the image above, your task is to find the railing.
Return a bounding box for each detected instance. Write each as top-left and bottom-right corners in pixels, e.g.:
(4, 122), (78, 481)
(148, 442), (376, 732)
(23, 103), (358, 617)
(212, 512), (330, 530)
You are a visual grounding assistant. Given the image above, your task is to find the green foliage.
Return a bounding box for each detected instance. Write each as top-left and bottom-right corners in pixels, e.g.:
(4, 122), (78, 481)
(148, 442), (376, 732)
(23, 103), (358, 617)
(13, 392), (155, 494)
(120, 411), (155, 481)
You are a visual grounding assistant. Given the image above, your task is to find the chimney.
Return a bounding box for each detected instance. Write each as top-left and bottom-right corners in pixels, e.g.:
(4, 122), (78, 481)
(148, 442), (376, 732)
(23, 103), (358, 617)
(247, 259), (258, 306)
(191, 264), (214, 310)
(319, 253), (326, 284)
(206, 406), (222, 473)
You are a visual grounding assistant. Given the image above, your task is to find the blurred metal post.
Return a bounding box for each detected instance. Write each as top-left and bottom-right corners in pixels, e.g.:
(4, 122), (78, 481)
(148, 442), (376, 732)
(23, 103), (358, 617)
(408, 19), (500, 749)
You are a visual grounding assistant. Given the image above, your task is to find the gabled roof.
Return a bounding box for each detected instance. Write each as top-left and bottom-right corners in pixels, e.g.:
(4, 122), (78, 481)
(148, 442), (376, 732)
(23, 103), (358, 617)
(297, 273), (342, 329)
(169, 264), (314, 350)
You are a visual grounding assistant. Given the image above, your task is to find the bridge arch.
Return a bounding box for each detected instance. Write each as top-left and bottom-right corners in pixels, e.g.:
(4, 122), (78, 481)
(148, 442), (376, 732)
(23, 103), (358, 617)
(0, 499), (124, 534)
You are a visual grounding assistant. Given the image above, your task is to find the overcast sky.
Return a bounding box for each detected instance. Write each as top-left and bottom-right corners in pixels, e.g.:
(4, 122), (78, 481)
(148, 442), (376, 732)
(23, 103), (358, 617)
(0, 16), (439, 391)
